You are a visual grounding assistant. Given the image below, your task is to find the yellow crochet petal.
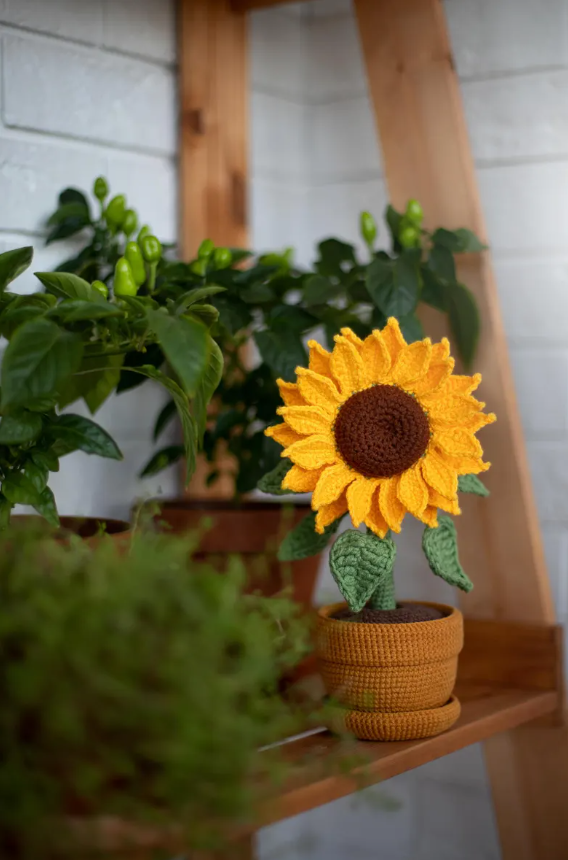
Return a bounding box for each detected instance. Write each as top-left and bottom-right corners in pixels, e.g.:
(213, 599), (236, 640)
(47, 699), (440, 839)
(419, 506), (439, 528)
(282, 464), (324, 493)
(283, 435), (338, 470)
(315, 492), (348, 534)
(392, 340), (432, 387)
(276, 379), (306, 407)
(312, 462), (355, 509)
(423, 393), (482, 424)
(360, 331), (391, 383)
(330, 335), (367, 394)
(434, 428), (483, 459)
(428, 487), (461, 515)
(397, 462), (429, 516)
(459, 412), (496, 432)
(364, 497), (390, 539)
(277, 405), (332, 436)
(382, 317), (407, 363)
(296, 368), (342, 417)
(443, 454), (491, 476)
(308, 340), (332, 378)
(346, 477), (380, 528)
(265, 423), (303, 448)
(430, 338), (450, 362)
(439, 372), (482, 397)
(378, 476), (405, 533)
(409, 358), (454, 397)
(340, 327), (364, 348)
(421, 449), (458, 498)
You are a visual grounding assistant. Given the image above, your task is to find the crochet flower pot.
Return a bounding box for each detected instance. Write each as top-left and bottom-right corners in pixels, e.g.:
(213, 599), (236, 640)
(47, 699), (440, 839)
(257, 317), (495, 741)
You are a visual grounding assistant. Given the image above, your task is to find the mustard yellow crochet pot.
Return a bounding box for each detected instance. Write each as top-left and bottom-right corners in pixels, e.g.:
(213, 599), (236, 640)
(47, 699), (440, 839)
(316, 601), (463, 741)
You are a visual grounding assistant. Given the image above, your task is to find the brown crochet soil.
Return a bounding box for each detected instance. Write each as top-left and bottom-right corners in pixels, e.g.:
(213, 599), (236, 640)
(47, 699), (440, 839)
(334, 603), (445, 624)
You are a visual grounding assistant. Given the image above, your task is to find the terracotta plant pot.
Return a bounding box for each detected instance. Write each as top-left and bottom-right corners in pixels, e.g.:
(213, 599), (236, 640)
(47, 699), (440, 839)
(12, 516), (130, 548)
(154, 499), (321, 609)
(316, 601), (463, 741)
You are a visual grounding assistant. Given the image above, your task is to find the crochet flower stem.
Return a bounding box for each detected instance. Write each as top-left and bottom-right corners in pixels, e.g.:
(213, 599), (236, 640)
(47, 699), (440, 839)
(366, 529), (396, 611)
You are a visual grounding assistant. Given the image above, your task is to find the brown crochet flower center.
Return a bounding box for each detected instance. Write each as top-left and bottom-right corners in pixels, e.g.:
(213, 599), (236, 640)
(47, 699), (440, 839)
(333, 384), (430, 478)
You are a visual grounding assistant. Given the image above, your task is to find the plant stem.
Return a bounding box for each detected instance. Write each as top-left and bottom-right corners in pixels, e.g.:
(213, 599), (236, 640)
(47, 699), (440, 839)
(367, 564), (396, 610)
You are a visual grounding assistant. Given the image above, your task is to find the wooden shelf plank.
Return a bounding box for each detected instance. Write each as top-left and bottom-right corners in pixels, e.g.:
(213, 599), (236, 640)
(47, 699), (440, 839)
(230, 0), (299, 11)
(259, 686), (559, 826)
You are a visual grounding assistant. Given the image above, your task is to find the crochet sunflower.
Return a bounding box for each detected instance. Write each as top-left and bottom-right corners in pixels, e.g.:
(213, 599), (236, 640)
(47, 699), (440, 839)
(260, 318), (495, 613)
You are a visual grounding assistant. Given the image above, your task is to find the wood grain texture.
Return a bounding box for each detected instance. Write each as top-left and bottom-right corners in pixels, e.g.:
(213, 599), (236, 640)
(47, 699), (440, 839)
(353, 0), (566, 855)
(179, 0), (249, 257)
(231, 0), (299, 10)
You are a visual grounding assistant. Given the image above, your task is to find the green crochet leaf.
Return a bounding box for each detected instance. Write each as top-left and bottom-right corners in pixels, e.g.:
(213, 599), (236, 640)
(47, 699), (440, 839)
(330, 529), (397, 613)
(257, 459), (293, 495)
(458, 473), (490, 496)
(422, 515), (473, 593)
(277, 510), (342, 562)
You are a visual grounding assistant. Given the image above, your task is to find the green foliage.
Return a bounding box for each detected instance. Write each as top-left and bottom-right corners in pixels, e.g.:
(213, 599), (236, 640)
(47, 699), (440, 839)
(0, 526), (311, 857)
(277, 510), (343, 562)
(257, 458), (293, 495)
(422, 515), (473, 593)
(458, 473), (490, 496)
(329, 529), (397, 612)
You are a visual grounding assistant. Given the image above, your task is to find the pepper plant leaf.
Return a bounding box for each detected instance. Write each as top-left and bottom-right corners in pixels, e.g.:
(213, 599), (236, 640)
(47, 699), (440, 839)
(422, 515), (473, 593)
(32, 486), (60, 527)
(140, 445), (185, 478)
(193, 337), (223, 444)
(47, 414), (123, 460)
(329, 530), (397, 613)
(446, 281), (480, 370)
(153, 399), (177, 441)
(0, 411), (43, 445)
(146, 309), (209, 397)
(0, 246), (33, 293)
(35, 271), (107, 303)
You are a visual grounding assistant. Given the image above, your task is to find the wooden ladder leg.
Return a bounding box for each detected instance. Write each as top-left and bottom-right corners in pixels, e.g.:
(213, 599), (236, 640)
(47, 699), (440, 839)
(353, 0), (567, 857)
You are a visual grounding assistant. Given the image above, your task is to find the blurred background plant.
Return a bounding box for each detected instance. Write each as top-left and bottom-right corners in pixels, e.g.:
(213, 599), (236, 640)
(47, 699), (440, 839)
(0, 523), (312, 858)
(46, 183), (484, 498)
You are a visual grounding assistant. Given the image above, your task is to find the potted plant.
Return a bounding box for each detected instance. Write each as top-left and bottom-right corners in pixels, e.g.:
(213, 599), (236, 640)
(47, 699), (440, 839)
(258, 317), (495, 741)
(0, 235), (218, 534)
(0, 524), (311, 857)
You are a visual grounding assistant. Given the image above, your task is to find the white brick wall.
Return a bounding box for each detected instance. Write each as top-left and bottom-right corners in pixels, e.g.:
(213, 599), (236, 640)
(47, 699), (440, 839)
(251, 1), (568, 858)
(0, 0), (179, 518)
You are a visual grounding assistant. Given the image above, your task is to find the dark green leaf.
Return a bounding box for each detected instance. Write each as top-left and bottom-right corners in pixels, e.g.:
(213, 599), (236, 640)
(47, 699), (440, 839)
(398, 313), (424, 343)
(427, 244), (456, 283)
(254, 330), (307, 382)
(421, 266), (447, 312)
(0, 246), (33, 292)
(153, 399), (177, 441)
(83, 355), (124, 414)
(453, 228), (486, 253)
(140, 445), (185, 478)
(303, 275), (340, 306)
(431, 228), (462, 252)
(330, 530), (397, 613)
(174, 286), (226, 313)
(58, 187), (89, 209)
(0, 495), (12, 529)
(0, 411), (43, 444)
(432, 227), (486, 253)
(187, 304), (219, 327)
(215, 296), (253, 334)
(458, 473), (490, 496)
(240, 282), (275, 304)
(126, 366), (197, 484)
(278, 510), (343, 562)
(194, 338), (223, 443)
(257, 459), (293, 495)
(446, 282), (480, 369)
(316, 238), (357, 278)
(392, 249), (421, 315)
(422, 515), (473, 593)
(1, 318), (83, 409)
(365, 257), (393, 311)
(23, 459), (48, 493)
(147, 309), (209, 397)
(116, 344), (164, 394)
(50, 300), (123, 322)
(35, 271), (106, 303)
(32, 486), (59, 527)
(268, 305), (316, 334)
(385, 204), (403, 250)
(47, 201), (91, 227)
(47, 414), (123, 460)
(2, 471), (42, 506)
(31, 449), (59, 472)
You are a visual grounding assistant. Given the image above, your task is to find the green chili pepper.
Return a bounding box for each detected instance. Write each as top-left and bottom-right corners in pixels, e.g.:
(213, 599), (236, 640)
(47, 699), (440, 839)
(125, 241), (146, 287)
(137, 224), (152, 244)
(93, 177), (109, 202)
(399, 224), (420, 249)
(122, 209), (138, 238)
(405, 198), (424, 225)
(139, 235), (162, 264)
(213, 247), (232, 269)
(198, 238), (215, 259)
(91, 279), (109, 299)
(360, 211), (377, 249)
(190, 259), (207, 276)
(105, 194), (127, 228)
(114, 257), (138, 297)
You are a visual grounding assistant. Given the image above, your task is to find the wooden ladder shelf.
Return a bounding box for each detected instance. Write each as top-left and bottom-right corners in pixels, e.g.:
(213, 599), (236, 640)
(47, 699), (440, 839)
(178, 1), (568, 857)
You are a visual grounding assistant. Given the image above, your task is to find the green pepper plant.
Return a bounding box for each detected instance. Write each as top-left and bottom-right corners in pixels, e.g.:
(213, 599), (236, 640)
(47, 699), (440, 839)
(0, 236), (219, 528)
(47, 181), (484, 499)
